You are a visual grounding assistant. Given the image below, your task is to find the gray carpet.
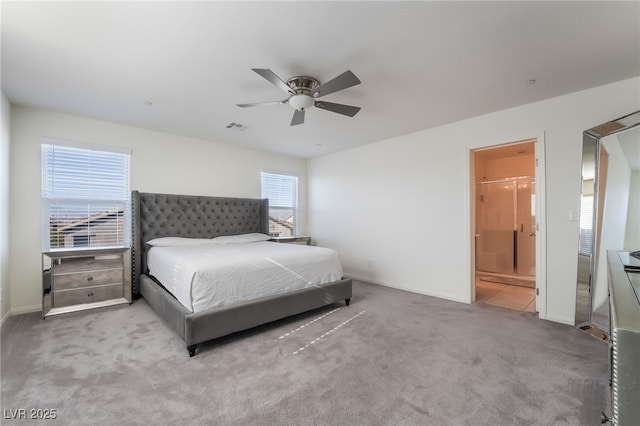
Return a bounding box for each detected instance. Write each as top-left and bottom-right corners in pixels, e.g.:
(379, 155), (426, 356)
(1, 281), (609, 425)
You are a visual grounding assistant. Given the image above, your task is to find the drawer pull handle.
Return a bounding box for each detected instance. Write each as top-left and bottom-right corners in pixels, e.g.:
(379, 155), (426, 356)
(87, 260), (94, 266)
(87, 276), (94, 282)
(87, 292), (94, 297)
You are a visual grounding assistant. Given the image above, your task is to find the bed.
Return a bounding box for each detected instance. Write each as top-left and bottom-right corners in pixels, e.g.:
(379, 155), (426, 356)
(131, 191), (352, 357)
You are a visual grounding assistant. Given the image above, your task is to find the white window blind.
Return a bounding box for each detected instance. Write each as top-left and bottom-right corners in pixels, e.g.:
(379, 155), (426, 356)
(261, 172), (298, 237)
(579, 195), (594, 255)
(42, 142), (131, 251)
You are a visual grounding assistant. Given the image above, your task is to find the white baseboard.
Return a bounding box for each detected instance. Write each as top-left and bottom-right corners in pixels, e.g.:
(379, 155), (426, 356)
(10, 304), (42, 316)
(542, 313), (574, 326)
(345, 274), (467, 304)
(0, 305), (42, 329)
(346, 275), (576, 326)
(0, 309), (10, 328)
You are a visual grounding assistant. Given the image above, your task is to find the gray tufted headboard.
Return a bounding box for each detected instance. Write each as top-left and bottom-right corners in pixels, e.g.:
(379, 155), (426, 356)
(131, 191), (269, 298)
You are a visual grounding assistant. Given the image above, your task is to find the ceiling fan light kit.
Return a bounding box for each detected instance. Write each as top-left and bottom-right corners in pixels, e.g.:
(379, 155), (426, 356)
(237, 69), (361, 126)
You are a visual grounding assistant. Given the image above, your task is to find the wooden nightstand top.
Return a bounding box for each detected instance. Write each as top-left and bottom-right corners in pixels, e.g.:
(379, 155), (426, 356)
(269, 236), (311, 245)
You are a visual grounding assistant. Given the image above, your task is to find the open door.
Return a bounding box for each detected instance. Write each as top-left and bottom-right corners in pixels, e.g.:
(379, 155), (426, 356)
(534, 136), (547, 319)
(471, 136), (547, 318)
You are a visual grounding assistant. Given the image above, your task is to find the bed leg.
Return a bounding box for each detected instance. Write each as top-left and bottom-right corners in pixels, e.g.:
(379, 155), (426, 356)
(187, 344), (197, 357)
(345, 298), (351, 306)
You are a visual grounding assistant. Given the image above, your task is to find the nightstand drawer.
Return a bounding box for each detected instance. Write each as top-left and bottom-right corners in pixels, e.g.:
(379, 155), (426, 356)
(53, 256), (122, 274)
(53, 269), (123, 291)
(53, 284), (124, 307)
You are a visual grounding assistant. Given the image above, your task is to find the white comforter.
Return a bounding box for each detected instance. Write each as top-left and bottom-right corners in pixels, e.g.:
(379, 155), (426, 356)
(147, 241), (343, 313)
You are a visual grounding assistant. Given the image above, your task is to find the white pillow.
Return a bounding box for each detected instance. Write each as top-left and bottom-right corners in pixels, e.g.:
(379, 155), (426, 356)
(146, 237), (215, 247)
(212, 233), (271, 244)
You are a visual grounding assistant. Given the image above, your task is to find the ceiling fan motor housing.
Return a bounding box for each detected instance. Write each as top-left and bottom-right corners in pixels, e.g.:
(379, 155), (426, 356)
(286, 76), (319, 111)
(287, 76), (319, 93)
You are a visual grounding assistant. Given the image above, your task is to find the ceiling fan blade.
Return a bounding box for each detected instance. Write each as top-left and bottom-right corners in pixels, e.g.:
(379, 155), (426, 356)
(252, 68), (294, 94)
(290, 109), (305, 126)
(313, 70), (361, 98)
(314, 100), (361, 117)
(237, 100), (287, 108)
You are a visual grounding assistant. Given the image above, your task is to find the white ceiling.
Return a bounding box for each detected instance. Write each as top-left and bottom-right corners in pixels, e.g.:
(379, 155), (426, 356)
(2, 1), (639, 159)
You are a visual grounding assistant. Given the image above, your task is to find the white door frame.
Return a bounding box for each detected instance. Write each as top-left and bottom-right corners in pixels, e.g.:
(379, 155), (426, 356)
(534, 133), (547, 319)
(467, 133), (547, 319)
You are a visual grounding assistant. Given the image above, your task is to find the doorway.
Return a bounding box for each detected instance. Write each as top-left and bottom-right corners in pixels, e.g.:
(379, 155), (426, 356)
(472, 141), (538, 313)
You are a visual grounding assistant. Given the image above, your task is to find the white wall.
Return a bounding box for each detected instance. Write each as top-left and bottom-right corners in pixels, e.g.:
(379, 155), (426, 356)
(0, 92), (10, 324)
(626, 170), (640, 250)
(308, 77), (640, 325)
(9, 106), (307, 313)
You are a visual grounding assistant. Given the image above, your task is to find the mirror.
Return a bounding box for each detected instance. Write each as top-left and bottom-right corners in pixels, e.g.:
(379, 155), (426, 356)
(576, 110), (640, 337)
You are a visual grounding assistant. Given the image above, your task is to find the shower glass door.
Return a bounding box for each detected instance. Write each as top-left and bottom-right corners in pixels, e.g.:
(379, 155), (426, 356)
(516, 178), (536, 276)
(476, 181), (516, 275)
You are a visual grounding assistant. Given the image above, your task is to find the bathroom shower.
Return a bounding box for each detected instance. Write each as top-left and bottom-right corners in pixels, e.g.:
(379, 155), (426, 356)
(475, 177), (536, 286)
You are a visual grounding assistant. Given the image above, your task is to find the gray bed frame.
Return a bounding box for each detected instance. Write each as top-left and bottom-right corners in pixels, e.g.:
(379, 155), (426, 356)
(131, 191), (352, 357)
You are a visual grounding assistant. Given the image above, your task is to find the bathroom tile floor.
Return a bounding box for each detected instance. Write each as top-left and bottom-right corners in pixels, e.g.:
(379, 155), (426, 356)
(475, 278), (536, 312)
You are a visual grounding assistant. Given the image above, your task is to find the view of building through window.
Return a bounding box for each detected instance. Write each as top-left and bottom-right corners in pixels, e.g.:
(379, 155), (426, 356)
(261, 172), (298, 237)
(42, 141), (131, 250)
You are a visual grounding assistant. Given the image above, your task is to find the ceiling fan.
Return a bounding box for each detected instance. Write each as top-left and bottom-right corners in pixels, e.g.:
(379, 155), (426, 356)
(237, 68), (362, 126)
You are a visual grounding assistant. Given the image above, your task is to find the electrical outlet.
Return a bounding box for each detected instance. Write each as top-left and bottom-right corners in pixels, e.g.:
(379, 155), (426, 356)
(367, 260), (373, 268)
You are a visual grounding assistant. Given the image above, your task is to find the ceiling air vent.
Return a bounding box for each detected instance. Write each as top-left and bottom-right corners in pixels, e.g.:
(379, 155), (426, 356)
(225, 122), (247, 131)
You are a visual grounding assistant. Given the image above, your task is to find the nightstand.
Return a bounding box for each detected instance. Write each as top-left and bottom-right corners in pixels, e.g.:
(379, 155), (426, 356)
(269, 236), (311, 245)
(42, 247), (131, 318)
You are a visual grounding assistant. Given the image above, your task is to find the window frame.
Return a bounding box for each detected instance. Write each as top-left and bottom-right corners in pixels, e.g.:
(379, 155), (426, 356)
(260, 171), (299, 237)
(41, 138), (132, 252)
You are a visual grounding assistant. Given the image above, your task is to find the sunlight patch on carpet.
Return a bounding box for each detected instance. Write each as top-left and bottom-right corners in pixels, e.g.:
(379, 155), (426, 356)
(276, 307), (341, 340)
(293, 310), (366, 355)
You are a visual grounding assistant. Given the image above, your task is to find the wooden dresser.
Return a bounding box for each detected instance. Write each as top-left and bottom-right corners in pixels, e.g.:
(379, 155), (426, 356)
(43, 247), (131, 318)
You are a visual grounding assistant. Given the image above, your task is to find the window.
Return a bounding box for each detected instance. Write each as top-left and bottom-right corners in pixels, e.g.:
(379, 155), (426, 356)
(579, 194), (594, 255)
(261, 172), (298, 237)
(42, 140), (131, 251)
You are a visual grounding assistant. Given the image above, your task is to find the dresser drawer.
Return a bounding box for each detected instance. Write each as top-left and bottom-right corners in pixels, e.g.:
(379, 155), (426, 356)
(53, 269), (123, 291)
(53, 284), (124, 307)
(53, 256), (122, 274)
